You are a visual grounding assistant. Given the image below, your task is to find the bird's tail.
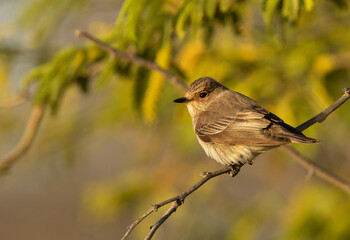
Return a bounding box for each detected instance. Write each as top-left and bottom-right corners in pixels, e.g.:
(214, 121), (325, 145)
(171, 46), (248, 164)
(290, 135), (320, 144)
(278, 122), (320, 144)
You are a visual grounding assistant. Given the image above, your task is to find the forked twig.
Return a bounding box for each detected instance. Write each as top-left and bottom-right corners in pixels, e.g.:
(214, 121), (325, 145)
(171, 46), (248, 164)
(122, 166), (233, 240)
(144, 202), (179, 240)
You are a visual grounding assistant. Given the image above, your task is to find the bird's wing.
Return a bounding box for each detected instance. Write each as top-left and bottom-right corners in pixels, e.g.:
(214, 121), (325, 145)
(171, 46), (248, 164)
(195, 106), (316, 146)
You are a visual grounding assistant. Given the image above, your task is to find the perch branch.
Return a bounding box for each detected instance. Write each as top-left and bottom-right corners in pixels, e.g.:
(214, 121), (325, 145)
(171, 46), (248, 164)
(296, 88), (350, 131)
(75, 30), (188, 92)
(75, 30), (350, 240)
(282, 87), (350, 193)
(0, 104), (46, 172)
(121, 166), (234, 240)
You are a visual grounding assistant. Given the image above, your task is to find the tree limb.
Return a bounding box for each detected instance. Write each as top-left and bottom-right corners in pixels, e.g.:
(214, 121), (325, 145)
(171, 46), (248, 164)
(0, 104), (46, 172)
(75, 30), (188, 92)
(75, 30), (350, 240)
(121, 166), (234, 240)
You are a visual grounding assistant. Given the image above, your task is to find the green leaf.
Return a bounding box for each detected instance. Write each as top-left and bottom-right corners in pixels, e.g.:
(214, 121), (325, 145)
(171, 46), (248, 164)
(191, 0), (204, 37)
(175, 1), (194, 39)
(282, 0), (300, 22)
(205, 0), (218, 20)
(132, 67), (149, 111)
(262, 0), (281, 24)
(219, 0), (229, 12)
(115, 0), (133, 27)
(115, 0), (147, 44)
(95, 59), (117, 88)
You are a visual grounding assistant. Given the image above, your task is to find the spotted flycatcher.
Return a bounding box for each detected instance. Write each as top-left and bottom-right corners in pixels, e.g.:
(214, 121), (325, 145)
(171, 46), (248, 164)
(174, 77), (318, 166)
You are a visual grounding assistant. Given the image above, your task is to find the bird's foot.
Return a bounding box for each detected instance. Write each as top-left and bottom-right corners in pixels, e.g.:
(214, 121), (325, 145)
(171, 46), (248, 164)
(228, 163), (242, 177)
(200, 171), (210, 177)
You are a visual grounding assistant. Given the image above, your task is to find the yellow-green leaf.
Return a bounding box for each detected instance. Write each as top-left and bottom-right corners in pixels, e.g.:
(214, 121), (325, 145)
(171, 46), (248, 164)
(142, 43), (171, 122)
(304, 0), (314, 11)
(263, 0), (281, 24)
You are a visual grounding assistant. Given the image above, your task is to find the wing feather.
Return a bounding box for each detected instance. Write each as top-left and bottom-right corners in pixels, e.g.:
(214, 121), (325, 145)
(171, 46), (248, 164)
(195, 107), (316, 146)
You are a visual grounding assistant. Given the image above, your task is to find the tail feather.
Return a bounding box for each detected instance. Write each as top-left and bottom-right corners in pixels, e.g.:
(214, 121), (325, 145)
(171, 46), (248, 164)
(278, 122), (320, 144)
(290, 135), (320, 144)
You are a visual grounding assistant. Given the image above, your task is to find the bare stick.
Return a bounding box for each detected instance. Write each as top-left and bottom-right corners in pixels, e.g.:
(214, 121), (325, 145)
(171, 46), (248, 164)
(0, 104), (46, 172)
(121, 166), (233, 240)
(0, 91), (29, 109)
(144, 202), (179, 240)
(121, 208), (155, 240)
(296, 88), (350, 132)
(75, 30), (188, 92)
(282, 87), (350, 194)
(282, 146), (350, 193)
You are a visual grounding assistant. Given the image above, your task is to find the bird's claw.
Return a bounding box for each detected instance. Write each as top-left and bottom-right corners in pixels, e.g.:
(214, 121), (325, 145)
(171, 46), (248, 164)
(228, 164), (242, 177)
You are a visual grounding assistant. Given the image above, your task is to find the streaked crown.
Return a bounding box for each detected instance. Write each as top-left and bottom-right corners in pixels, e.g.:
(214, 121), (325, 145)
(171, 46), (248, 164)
(186, 77), (227, 96)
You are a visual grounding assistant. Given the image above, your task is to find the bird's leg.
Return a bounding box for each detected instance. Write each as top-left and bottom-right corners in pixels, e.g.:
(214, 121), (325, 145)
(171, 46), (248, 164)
(228, 163), (243, 177)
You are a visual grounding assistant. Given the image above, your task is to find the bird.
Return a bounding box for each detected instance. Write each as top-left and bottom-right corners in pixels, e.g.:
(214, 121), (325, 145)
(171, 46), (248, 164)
(173, 77), (319, 168)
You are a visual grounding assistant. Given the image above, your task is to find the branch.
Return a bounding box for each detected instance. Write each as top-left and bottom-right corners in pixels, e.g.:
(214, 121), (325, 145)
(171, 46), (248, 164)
(0, 29), (186, 173)
(121, 166), (235, 240)
(144, 202), (179, 240)
(75, 31), (350, 239)
(75, 30), (188, 92)
(281, 87), (350, 194)
(0, 91), (29, 109)
(296, 88), (350, 132)
(282, 146), (350, 193)
(0, 104), (46, 172)
(132, 87), (350, 238)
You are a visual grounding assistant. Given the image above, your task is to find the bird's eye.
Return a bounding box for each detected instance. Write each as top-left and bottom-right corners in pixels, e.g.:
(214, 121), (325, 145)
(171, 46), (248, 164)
(199, 92), (207, 98)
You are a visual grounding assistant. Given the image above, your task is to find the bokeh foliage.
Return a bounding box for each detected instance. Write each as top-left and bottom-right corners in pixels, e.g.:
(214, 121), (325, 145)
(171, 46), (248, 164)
(15, 0), (350, 125)
(1, 0), (350, 239)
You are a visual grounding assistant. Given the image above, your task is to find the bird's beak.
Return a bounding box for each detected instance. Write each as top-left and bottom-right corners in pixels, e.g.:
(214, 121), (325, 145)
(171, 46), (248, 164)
(173, 97), (188, 103)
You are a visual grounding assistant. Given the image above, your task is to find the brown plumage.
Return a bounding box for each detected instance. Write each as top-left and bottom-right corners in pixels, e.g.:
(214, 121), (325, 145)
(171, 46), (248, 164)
(174, 77), (318, 165)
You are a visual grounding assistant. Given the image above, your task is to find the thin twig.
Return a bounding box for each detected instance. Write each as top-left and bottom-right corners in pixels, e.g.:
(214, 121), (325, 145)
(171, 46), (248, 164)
(0, 104), (46, 172)
(144, 202), (179, 240)
(121, 166), (233, 240)
(282, 87), (350, 194)
(75, 30), (188, 92)
(282, 146), (350, 193)
(296, 88), (350, 132)
(0, 91), (30, 109)
(122, 208), (155, 240)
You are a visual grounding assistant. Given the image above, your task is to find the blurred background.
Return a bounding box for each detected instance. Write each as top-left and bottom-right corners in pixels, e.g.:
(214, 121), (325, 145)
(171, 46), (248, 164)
(0, 0), (350, 239)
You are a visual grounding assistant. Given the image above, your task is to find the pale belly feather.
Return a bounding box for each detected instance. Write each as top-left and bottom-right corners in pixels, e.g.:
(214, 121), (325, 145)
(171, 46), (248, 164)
(197, 137), (275, 165)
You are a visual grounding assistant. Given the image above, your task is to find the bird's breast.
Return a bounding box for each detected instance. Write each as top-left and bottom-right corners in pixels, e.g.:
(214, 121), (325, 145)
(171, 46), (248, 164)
(197, 136), (271, 165)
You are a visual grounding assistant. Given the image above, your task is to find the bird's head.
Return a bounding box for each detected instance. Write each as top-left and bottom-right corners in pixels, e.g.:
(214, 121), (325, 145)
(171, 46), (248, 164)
(173, 77), (227, 117)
